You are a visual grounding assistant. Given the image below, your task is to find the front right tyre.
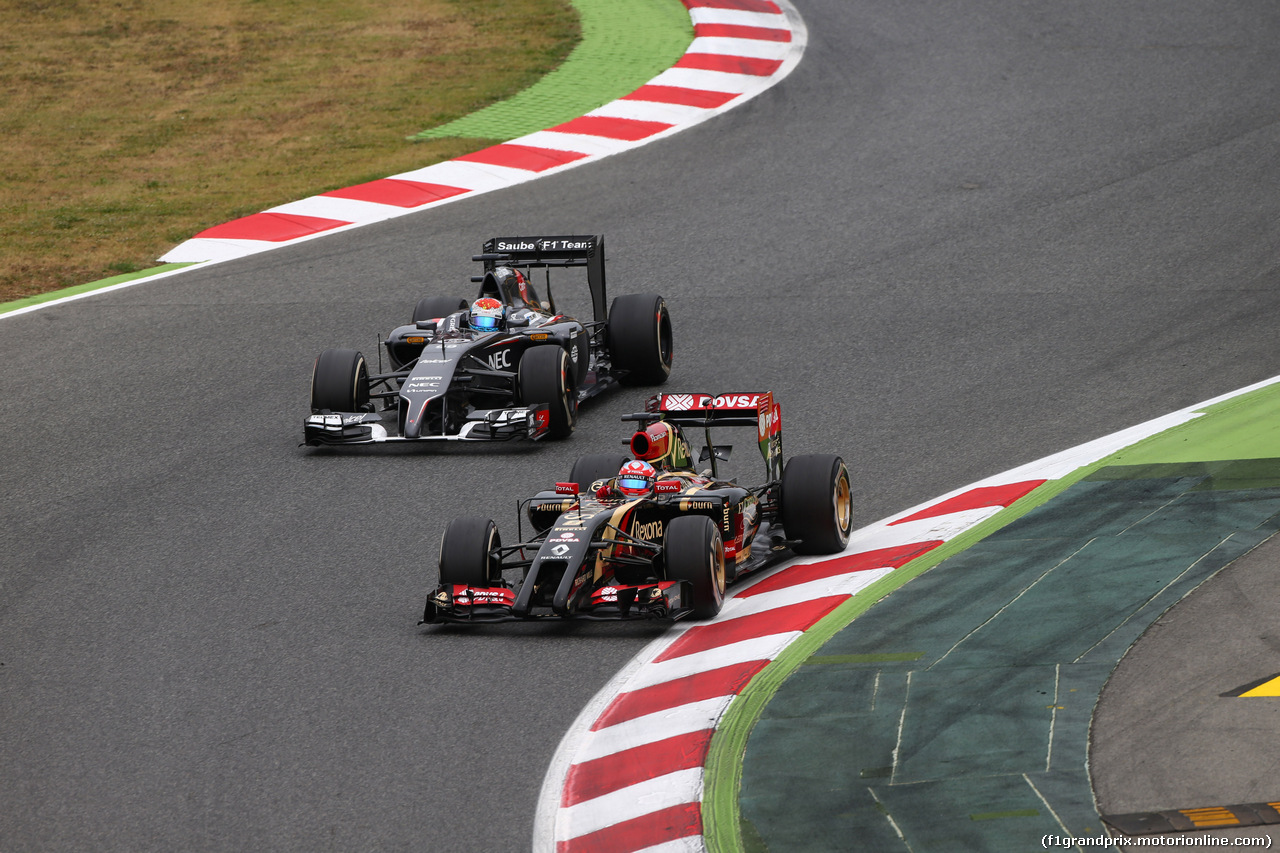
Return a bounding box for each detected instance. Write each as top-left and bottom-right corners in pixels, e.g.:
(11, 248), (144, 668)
(607, 293), (673, 385)
(438, 517), (502, 586)
(518, 345), (578, 439)
(310, 347), (370, 413)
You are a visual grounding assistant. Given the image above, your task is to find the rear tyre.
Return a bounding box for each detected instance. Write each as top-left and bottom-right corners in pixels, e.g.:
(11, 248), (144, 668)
(608, 293), (673, 385)
(438, 517), (502, 586)
(781, 454), (853, 555)
(568, 453), (630, 492)
(311, 348), (370, 413)
(665, 516), (726, 619)
(412, 296), (467, 324)
(518, 345), (577, 439)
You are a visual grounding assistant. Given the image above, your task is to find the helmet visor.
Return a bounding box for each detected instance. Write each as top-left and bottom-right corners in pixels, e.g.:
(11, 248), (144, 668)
(472, 314), (500, 331)
(618, 477), (652, 492)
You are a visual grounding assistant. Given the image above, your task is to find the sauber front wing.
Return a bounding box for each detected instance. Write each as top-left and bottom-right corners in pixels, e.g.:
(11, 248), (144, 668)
(303, 404), (552, 445)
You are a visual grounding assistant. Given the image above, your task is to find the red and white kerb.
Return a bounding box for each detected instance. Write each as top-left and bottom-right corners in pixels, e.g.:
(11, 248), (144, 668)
(161, 0), (809, 265)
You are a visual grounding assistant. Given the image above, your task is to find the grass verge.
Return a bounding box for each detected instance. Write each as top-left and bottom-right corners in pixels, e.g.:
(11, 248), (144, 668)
(0, 0), (578, 303)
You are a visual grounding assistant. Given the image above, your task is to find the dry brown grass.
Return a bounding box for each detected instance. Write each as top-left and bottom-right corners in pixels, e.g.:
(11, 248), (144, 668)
(0, 0), (577, 302)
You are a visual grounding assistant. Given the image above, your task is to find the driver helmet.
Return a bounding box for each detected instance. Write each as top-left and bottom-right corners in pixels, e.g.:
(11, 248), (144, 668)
(617, 459), (657, 498)
(469, 297), (505, 332)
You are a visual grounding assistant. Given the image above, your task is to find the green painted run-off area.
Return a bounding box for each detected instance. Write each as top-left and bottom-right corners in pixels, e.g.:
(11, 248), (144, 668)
(727, 381), (1280, 852)
(411, 0), (691, 142)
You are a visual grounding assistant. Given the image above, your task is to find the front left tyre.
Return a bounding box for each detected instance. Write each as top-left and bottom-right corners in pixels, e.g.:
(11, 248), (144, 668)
(665, 515), (726, 619)
(311, 348), (370, 413)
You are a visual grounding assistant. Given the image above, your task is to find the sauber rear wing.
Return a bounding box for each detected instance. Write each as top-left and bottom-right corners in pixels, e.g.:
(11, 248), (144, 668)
(644, 392), (784, 481)
(473, 235), (607, 324)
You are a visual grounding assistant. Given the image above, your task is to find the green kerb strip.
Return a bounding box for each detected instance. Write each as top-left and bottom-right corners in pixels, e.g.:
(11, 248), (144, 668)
(703, 378), (1280, 853)
(411, 0), (693, 142)
(0, 263), (195, 316)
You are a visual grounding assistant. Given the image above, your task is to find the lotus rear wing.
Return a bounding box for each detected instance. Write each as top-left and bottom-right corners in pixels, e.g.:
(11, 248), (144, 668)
(642, 392), (783, 481)
(472, 235), (607, 324)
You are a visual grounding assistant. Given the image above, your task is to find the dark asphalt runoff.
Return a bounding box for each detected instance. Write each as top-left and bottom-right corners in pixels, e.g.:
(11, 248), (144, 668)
(4, 0), (1280, 850)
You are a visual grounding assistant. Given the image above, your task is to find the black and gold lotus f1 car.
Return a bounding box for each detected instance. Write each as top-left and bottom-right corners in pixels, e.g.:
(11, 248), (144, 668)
(420, 392), (853, 623)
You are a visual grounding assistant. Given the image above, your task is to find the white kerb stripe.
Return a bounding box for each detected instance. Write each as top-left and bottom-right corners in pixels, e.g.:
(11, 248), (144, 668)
(514, 131), (640, 157)
(644, 67), (765, 94)
(578, 696), (734, 761)
(688, 8), (789, 28)
(389, 159), (536, 189)
(588, 99), (716, 125)
(266, 196), (402, 223)
(689, 37), (792, 60)
(556, 768), (703, 840)
(721, 567), (894, 618)
(622, 632), (803, 691)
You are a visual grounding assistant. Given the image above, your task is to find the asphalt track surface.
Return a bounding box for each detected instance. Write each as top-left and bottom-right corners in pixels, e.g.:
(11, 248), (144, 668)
(3, 1), (1280, 851)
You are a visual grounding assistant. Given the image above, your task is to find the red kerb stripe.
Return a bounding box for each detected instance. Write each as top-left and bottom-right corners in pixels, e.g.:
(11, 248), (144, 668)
(655, 597), (848, 662)
(694, 23), (791, 41)
(592, 660), (769, 730)
(890, 480), (1047, 525)
(676, 53), (784, 76)
(557, 801), (702, 853)
(322, 179), (469, 208)
(456, 144), (588, 172)
(549, 115), (673, 141)
(738, 542), (943, 598)
(562, 729), (713, 806)
(194, 212), (350, 242)
(624, 85), (738, 108)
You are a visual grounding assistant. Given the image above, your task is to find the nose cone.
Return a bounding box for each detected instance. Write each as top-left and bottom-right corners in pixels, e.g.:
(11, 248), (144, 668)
(402, 396), (423, 438)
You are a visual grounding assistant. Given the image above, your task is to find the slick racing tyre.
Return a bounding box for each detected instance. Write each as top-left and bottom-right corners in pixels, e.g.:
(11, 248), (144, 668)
(781, 454), (853, 555)
(568, 453), (630, 492)
(311, 348), (371, 413)
(438, 517), (502, 586)
(607, 293), (673, 385)
(412, 296), (467, 324)
(665, 516), (726, 619)
(518, 345), (577, 439)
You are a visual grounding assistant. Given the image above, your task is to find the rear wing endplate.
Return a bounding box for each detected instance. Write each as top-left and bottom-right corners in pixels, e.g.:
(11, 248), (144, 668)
(474, 235), (607, 324)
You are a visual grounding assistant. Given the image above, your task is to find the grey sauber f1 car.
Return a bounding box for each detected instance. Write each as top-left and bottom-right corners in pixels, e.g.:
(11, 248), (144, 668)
(305, 235), (673, 446)
(420, 392), (853, 624)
